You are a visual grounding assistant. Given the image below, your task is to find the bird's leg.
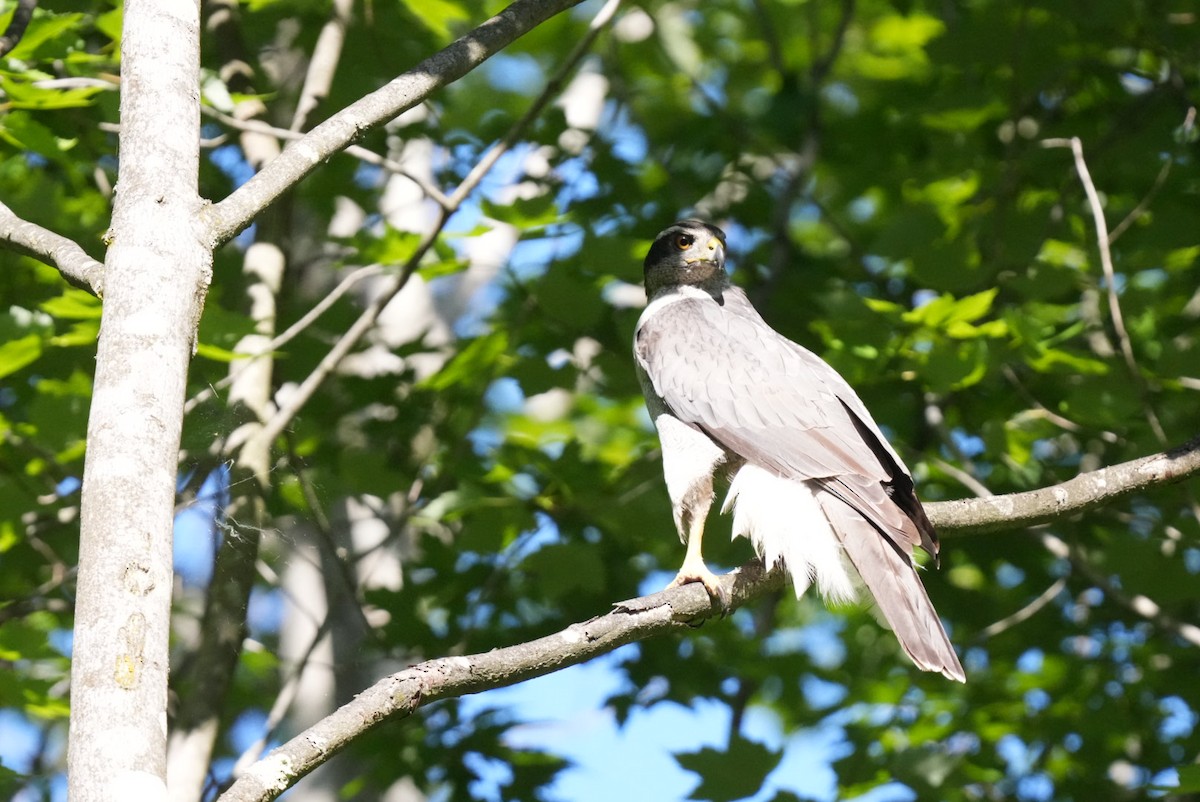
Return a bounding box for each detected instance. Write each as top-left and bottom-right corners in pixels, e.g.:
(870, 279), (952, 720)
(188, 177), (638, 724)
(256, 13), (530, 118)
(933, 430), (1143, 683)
(668, 509), (731, 610)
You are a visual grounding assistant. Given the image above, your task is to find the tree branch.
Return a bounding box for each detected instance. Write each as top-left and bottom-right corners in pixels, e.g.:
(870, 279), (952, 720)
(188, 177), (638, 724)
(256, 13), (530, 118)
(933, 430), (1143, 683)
(0, 200), (104, 295)
(246, 0), (619, 451)
(1042, 135), (1167, 443)
(217, 560), (785, 802)
(927, 435), (1200, 535)
(183, 265), (382, 416)
(200, 108), (453, 208)
(214, 432), (1200, 801)
(201, 0), (585, 246)
(289, 0), (353, 132)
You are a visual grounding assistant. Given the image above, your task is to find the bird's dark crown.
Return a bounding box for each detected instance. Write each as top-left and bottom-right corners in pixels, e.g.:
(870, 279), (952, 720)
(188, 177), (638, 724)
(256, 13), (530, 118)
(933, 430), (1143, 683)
(643, 219), (729, 298)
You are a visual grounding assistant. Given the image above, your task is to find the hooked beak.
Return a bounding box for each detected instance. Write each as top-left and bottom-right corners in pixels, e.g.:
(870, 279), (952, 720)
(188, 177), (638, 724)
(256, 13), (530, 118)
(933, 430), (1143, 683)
(683, 236), (724, 265)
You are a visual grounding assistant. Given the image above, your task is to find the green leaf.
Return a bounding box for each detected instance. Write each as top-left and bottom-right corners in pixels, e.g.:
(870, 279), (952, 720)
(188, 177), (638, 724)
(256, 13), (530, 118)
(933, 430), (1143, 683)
(0, 111), (73, 159)
(1169, 765), (1200, 792)
(675, 735), (781, 802)
(421, 331), (510, 391)
(1036, 239), (1089, 270)
(40, 289), (102, 319)
(48, 320), (100, 347)
(920, 101), (1006, 133)
(0, 335), (43, 379)
(399, 0), (470, 41)
(194, 342), (250, 363)
(353, 225), (423, 266)
(1, 11), (86, 60)
(0, 75), (107, 110)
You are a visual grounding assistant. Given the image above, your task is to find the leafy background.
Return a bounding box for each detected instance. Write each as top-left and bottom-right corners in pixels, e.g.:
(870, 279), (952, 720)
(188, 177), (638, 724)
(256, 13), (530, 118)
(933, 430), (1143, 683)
(1, 0), (1198, 800)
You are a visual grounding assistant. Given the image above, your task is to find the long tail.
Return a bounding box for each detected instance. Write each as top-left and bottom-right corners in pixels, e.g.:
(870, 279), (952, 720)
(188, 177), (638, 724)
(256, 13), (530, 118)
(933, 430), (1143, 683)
(816, 479), (966, 682)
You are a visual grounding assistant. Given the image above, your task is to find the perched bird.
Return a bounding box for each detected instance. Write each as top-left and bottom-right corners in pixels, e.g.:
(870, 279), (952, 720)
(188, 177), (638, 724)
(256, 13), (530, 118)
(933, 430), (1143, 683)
(633, 219), (965, 682)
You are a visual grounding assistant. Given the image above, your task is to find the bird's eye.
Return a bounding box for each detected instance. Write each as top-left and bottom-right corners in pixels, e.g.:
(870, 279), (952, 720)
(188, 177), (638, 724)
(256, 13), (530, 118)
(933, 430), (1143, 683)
(673, 234), (694, 250)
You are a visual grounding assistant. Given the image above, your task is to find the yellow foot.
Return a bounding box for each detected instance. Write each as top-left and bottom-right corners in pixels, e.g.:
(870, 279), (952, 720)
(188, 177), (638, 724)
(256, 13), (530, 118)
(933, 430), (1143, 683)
(668, 560), (731, 612)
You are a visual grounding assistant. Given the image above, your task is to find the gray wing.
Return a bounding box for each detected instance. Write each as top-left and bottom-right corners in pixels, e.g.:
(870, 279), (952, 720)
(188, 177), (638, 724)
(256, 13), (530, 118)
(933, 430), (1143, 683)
(636, 290), (888, 477)
(635, 288), (930, 545)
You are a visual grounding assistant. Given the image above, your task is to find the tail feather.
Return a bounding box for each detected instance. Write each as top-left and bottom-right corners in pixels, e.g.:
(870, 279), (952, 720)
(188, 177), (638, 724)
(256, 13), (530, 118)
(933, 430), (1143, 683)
(816, 480), (966, 682)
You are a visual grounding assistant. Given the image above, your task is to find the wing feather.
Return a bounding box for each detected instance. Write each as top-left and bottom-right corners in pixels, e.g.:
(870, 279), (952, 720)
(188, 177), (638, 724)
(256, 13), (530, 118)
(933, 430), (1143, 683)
(638, 288), (895, 484)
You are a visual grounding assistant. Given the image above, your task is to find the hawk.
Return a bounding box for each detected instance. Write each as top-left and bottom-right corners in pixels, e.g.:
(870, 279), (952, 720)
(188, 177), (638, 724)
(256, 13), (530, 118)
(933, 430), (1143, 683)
(634, 219), (965, 682)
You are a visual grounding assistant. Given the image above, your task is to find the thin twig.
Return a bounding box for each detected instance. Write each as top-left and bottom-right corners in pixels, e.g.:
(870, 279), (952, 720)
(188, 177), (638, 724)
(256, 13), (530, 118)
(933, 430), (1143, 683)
(1045, 532), (1200, 649)
(202, 0), (588, 245)
(230, 615), (337, 778)
(183, 264), (383, 416)
(1042, 136), (1167, 443)
(811, 0), (855, 83)
(217, 559), (785, 802)
(749, 0), (786, 78)
(976, 577), (1067, 641)
(1001, 365), (1120, 443)
(1108, 107), (1196, 243)
(201, 107), (452, 208)
(932, 457), (992, 499)
(928, 435), (1200, 534)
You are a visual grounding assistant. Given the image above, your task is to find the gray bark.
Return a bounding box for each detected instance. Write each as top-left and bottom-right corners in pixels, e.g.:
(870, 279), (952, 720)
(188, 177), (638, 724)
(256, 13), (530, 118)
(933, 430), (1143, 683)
(67, 1), (210, 801)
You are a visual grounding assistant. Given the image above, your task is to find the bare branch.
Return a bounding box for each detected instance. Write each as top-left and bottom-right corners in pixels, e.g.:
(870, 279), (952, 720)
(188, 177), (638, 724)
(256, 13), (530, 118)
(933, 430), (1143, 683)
(0, 200), (104, 295)
(1042, 136), (1167, 442)
(209, 429), (1200, 800)
(200, 108), (453, 208)
(0, 0), (36, 57)
(1001, 365), (1120, 443)
(218, 560), (785, 802)
(201, 0), (586, 246)
(183, 265), (383, 416)
(1045, 532), (1200, 649)
(927, 435), (1200, 535)
(1108, 107), (1195, 243)
(976, 577), (1068, 641)
(290, 0), (354, 132)
(811, 0), (854, 83)
(248, 0), (620, 449)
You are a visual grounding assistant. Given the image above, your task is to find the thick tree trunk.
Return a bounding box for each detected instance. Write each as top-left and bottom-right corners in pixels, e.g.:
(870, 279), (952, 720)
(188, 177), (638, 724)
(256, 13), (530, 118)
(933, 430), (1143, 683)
(67, 1), (210, 800)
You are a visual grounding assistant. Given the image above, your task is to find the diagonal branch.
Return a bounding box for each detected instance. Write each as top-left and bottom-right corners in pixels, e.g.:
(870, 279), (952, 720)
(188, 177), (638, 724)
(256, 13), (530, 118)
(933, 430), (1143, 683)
(926, 435), (1200, 535)
(217, 560), (785, 802)
(246, 0), (620, 451)
(1042, 135), (1167, 443)
(1042, 531), (1200, 649)
(183, 264), (383, 416)
(290, 0), (353, 132)
(200, 108), (453, 208)
(0, 200), (105, 295)
(201, 0), (586, 246)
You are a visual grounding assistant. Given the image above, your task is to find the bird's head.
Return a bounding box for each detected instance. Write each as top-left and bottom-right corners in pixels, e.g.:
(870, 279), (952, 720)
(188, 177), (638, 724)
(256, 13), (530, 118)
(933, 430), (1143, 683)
(643, 220), (729, 299)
